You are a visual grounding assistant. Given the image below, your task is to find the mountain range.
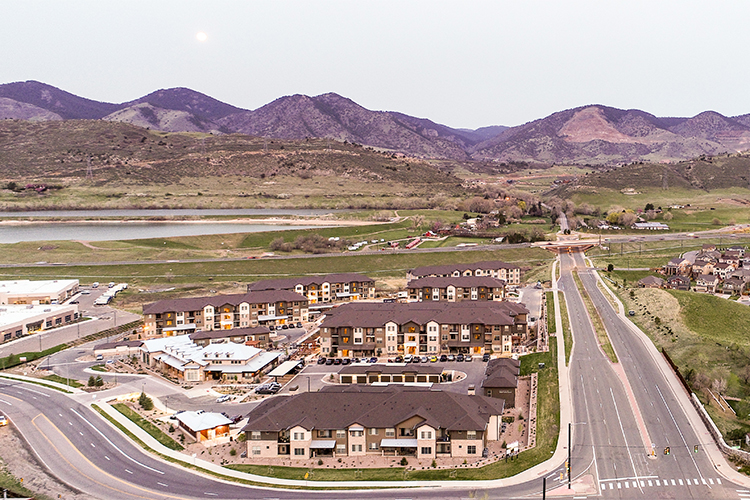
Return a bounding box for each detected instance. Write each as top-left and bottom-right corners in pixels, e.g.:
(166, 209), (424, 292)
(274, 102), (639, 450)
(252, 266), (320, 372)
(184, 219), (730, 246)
(2, 80), (749, 166)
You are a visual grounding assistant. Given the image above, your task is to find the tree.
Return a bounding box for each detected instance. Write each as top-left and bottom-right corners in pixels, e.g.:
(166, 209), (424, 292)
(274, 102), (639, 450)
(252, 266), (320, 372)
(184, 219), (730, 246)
(607, 264), (614, 272)
(663, 212), (673, 221)
(139, 392), (154, 411)
(95, 375), (104, 387)
(88, 375), (96, 387)
(644, 203), (655, 212)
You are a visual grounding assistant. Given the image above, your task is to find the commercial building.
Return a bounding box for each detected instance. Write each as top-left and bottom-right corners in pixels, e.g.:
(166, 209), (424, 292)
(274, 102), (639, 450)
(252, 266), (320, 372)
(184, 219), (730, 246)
(407, 261), (521, 285)
(242, 386), (504, 460)
(189, 326), (272, 349)
(175, 411), (233, 443)
(142, 291), (309, 337)
(0, 303), (80, 342)
(140, 334), (281, 382)
(247, 273), (375, 304)
(0, 279), (79, 305)
(319, 301), (528, 358)
(406, 276), (506, 302)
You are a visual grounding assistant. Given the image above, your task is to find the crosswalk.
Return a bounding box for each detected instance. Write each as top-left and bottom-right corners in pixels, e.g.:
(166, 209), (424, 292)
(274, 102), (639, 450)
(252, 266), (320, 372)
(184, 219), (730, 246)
(738, 488), (750, 499)
(599, 476), (722, 491)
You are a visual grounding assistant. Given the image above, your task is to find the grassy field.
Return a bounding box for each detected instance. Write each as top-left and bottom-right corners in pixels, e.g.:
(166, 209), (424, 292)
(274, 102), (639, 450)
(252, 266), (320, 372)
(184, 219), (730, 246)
(546, 292), (556, 335)
(573, 272), (617, 363)
(42, 373), (83, 388)
(112, 403), (184, 451)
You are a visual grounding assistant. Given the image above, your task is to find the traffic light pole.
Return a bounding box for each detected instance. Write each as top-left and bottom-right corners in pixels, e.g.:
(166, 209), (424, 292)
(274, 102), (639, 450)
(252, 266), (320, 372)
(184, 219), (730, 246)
(568, 422), (571, 489)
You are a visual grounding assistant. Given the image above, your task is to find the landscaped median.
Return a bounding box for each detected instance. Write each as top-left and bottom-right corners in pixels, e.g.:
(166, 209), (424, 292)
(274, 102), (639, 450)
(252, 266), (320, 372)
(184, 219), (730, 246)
(90, 349), (560, 486)
(573, 271), (618, 363)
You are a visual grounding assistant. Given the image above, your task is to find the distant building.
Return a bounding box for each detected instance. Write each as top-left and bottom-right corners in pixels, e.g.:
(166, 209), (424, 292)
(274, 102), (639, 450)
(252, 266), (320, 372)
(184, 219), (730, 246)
(189, 326), (272, 349)
(632, 222), (669, 230)
(666, 275), (690, 291)
(406, 276), (506, 302)
(407, 261), (521, 285)
(0, 279), (79, 305)
(637, 276), (664, 289)
(0, 303), (79, 343)
(247, 273), (375, 304)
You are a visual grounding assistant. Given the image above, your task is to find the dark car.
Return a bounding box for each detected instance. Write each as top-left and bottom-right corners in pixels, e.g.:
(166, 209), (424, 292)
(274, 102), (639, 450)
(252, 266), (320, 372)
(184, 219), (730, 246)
(325, 358), (334, 365)
(394, 355), (403, 363)
(281, 324), (289, 330)
(439, 354), (448, 362)
(456, 353), (465, 362)
(412, 356), (421, 363)
(317, 357), (326, 365)
(342, 358), (351, 365)
(229, 414), (244, 424)
(296, 322), (303, 328)
(333, 358), (342, 365)
(482, 353), (491, 362)
(369, 357), (378, 363)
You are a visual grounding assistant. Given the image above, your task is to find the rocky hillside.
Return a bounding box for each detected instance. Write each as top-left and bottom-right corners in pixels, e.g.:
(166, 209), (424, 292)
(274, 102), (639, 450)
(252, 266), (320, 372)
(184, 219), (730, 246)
(2, 81), (750, 166)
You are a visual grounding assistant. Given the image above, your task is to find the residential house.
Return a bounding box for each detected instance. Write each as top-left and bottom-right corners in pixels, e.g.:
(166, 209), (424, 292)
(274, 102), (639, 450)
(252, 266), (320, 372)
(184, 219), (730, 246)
(318, 301), (528, 358)
(406, 276), (506, 302)
(691, 259), (715, 278)
(728, 245), (746, 258)
(241, 386), (505, 460)
(719, 251), (743, 267)
(664, 257), (691, 276)
(713, 262), (737, 280)
(702, 244), (717, 252)
(666, 275), (690, 291)
(695, 274), (719, 293)
(723, 276), (748, 296)
(407, 261), (522, 285)
(637, 276), (664, 289)
(481, 358), (520, 408)
(142, 291), (309, 337)
(247, 274), (375, 304)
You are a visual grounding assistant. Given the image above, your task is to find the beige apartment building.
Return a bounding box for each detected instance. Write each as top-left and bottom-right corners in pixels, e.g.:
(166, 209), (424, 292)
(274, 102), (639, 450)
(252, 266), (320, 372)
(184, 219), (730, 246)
(247, 273), (375, 304)
(407, 276), (506, 302)
(407, 261), (521, 285)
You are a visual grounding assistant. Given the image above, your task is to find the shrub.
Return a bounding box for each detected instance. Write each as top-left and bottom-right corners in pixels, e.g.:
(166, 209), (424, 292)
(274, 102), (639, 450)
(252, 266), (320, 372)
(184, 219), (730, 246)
(88, 375), (96, 387)
(95, 375), (104, 387)
(317, 459), (323, 466)
(138, 392), (154, 411)
(400, 457), (408, 466)
(431, 459), (437, 468)
(229, 448), (237, 456)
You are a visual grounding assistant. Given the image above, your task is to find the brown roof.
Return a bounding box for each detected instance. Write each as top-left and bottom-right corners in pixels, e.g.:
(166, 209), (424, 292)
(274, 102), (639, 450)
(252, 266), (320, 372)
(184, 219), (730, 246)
(190, 326), (270, 341)
(242, 386), (505, 433)
(143, 290), (307, 315)
(339, 364), (445, 376)
(638, 276), (664, 286)
(248, 274), (374, 292)
(320, 301), (528, 329)
(409, 260), (519, 277)
(482, 358), (519, 389)
(407, 276), (506, 289)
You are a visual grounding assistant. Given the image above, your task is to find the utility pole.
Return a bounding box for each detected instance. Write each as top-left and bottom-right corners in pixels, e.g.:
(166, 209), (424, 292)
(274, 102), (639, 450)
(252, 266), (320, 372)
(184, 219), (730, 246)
(568, 422), (572, 489)
(542, 476), (546, 499)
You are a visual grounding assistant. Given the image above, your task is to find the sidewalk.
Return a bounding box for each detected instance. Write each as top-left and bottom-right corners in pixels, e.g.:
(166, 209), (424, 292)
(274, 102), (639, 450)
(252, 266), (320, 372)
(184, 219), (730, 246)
(0, 371), (85, 394)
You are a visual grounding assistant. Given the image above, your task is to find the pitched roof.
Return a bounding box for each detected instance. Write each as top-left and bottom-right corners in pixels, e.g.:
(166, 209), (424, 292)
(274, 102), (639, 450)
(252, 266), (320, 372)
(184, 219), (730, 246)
(190, 326), (270, 341)
(320, 301), (528, 329)
(409, 260), (519, 277)
(242, 386), (504, 433)
(143, 290), (307, 314)
(248, 273), (374, 291)
(638, 276), (664, 286)
(406, 276), (506, 289)
(482, 358), (520, 389)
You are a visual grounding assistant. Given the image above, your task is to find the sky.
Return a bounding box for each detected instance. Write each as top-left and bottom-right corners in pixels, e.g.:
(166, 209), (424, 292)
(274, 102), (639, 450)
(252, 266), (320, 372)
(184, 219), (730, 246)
(2, 0), (750, 129)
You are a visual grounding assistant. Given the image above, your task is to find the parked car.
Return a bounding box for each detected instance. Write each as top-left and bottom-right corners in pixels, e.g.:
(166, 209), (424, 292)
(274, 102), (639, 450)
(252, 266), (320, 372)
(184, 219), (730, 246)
(456, 353), (465, 362)
(403, 355), (413, 363)
(429, 355), (438, 363)
(317, 357), (326, 365)
(482, 353), (491, 362)
(369, 357), (378, 363)
(216, 394), (232, 403)
(281, 324), (289, 330)
(255, 384), (281, 395)
(412, 356), (421, 363)
(333, 358), (342, 365)
(0, 414), (7, 427)
(439, 354), (448, 362)
(342, 358), (351, 365)
(420, 356), (428, 363)
(229, 414), (244, 424)
(325, 358), (334, 365)
(464, 355), (473, 362)
(395, 355), (404, 363)
(296, 322), (303, 328)
(447, 354), (455, 362)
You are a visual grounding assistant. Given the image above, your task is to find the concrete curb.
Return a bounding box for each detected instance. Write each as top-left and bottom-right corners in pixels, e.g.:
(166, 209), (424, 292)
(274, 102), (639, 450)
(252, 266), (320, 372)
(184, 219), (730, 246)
(0, 372), (85, 394)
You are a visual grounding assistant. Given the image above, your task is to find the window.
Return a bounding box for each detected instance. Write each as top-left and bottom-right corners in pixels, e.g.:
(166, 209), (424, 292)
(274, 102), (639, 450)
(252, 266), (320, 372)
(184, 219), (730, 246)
(336, 444), (346, 454)
(336, 430), (346, 438)
(350, 430), (363, 437)
(250, 431), (261, 440)
(293, 432), (305, 440)
(351, 444), (362, 452)
(467, 445), (477, 454)
(318, 430), (332, 438)
(294, 448), (305, 456)
(369, 442), (379, 450)
(385, 428), (395, 437)
(420, 430), (432, 439)
(421, 447), (432, 455)
(467, 431), (476, 439)
(252, 446), (261, 455)
(369, 428), (378, 435)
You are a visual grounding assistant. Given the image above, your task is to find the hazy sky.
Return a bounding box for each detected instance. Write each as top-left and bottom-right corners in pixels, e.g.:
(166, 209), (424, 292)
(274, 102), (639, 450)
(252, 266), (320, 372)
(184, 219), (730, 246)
(3, 1), (750, 129)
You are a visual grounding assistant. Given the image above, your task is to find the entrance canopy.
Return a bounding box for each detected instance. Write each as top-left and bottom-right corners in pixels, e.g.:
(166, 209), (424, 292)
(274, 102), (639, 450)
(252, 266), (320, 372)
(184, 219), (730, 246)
(309, 440), (337, 449)
(380, 439), (418, 448)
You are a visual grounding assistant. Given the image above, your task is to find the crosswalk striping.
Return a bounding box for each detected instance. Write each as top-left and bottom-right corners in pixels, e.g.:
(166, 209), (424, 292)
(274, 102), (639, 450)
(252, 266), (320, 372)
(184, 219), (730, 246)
(600, 477), (725, 491)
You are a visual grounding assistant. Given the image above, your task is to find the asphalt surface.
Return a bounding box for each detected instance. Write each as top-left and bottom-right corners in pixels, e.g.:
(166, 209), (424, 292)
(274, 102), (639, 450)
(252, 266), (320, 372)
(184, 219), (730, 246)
(2, 251), (750, 498)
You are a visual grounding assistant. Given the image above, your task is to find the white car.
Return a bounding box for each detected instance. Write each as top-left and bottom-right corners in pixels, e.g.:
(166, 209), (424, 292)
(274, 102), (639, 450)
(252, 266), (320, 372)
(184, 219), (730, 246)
(0, 414), (7, 427)
(216, 394), (232, 403)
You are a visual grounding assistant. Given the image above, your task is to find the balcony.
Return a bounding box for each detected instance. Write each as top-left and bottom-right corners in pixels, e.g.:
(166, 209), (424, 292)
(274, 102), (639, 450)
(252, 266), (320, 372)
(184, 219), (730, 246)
(436, 434), (451, 442)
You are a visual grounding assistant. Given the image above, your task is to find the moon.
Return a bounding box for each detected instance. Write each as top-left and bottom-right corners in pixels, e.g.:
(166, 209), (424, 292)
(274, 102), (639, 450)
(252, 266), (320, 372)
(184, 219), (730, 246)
(196, 32), (208, 42)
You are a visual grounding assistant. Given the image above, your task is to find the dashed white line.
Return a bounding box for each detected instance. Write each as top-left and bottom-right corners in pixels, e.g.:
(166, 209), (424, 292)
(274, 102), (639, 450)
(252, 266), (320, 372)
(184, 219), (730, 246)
(0, 399), (12, 406)
(157, 482), (168, 487)
(90, 443), (96, 448)
(125, 469), (133, 474)
(105, 456), (110, 461)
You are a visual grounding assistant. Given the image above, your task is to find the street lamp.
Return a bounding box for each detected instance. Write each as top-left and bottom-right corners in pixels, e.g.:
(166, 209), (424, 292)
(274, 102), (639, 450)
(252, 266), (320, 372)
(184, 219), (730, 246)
(568, 421), (587, 489)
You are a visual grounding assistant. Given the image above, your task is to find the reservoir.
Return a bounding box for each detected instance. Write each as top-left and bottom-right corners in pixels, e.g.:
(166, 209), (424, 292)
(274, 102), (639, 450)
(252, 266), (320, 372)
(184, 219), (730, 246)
(0, 221), (336, 244)
(0, 208), (338, 218)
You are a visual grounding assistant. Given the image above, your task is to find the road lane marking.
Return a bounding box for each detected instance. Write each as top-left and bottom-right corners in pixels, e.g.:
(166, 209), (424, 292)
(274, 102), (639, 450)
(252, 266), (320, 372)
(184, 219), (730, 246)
(678, 479), (683, 485)
(648, 480), (652, 486)
(91, 443), (96, 448)
(70, 408), (164, 475)
(105, 456), (110, 460)
(671, 479), (676, 485)
(609, 387), (643, 493)
(125, 469), (133, 474)
(157, 482), (168, 487)
(16, 386), (50, 398)
(204, 494), (217, 497)
(0, 399), (12, 406)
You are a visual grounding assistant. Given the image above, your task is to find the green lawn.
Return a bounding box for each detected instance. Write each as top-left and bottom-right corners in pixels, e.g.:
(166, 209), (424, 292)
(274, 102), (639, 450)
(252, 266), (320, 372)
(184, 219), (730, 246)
(558, 292), (572, 366)
(546, 292), (556, 335)
(42, 374), (83, 388)
(112, 403), (184, 451)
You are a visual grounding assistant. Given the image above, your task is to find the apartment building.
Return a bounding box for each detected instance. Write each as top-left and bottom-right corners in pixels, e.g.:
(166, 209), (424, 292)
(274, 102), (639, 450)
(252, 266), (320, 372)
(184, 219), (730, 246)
(319, 301), (528, 358)
(242, 386), (504, 460)
(142, 291), (308, 337)
(407, 261), (521, 285)
(247, 273), (375, 304)
(406, 276), (506, 302)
